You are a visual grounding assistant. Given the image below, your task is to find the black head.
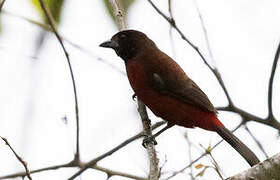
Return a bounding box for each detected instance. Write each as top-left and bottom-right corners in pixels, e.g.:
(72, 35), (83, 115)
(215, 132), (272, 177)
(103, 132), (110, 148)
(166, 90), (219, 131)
(100, 30), (156, 61)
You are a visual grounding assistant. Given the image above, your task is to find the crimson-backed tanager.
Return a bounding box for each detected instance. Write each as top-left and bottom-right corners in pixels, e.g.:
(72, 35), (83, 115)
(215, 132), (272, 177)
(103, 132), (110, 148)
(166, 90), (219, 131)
(100, 30), (260, 166)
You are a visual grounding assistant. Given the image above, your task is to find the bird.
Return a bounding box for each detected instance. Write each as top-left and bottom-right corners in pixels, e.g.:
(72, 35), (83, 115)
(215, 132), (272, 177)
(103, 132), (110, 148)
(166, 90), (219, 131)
(100, 29), (260, 167)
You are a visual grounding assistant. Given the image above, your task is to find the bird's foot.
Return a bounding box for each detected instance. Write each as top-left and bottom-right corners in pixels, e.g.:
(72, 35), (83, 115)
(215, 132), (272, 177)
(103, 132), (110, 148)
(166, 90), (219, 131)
(132, 94), (137, 101)
(142, 135), (157, 148)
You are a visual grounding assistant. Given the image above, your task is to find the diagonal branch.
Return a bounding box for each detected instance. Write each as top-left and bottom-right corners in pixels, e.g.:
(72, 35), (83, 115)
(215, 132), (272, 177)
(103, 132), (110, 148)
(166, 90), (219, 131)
(244, 124), (269, 158)
(1, 137), (32, 180)
(0, 0), (5, 12)
(165, 123), (243, 180)
(67, 121), (165, 180)
(38, 0), (80, 162)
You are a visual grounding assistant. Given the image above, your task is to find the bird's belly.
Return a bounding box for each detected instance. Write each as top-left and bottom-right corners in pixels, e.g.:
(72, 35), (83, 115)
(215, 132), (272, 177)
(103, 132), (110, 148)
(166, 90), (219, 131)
(126, 61), (217, 130)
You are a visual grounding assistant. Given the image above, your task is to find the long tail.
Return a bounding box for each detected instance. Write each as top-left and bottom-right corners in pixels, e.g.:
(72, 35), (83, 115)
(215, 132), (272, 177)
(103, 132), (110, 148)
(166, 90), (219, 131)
(215, 126), (260, 166)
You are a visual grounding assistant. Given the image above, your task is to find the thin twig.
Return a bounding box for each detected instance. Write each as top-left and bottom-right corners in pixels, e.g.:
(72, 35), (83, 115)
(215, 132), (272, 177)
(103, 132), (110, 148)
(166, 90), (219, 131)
(38, 0), (80, 162)
(167, 0), (176, 58)
(92, 164), (147, 180)
(165, 123), (242, 180)
(244, 124), (269, 158)
(184, 131), (195, 180)
(192, 0), (216, 67)
(67, 121), (165, 180)
(202, 145), (224, 180)
(1, 137), (32, 180)
(267, 40), (280, 119)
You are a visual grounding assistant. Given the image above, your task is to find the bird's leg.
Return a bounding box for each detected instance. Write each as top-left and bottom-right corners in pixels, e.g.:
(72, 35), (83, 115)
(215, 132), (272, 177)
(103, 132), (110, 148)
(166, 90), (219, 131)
(142, 122), (175, 148)
(132, 93), (137, 101)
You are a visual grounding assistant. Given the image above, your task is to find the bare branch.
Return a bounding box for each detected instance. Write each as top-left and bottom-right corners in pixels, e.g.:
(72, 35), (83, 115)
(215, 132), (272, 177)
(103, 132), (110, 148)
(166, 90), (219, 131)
(0, 161), (147, 180)
(216, 106), (280, 130)
(165, 123), (242, 180)
(184, 131), (195, 180)
(37, 0), (80, 162)
(244, 124), (269, 158)
(192, 0), (216, 67)
(92, 165), (147, 180)
(226, 152), (280, 180)
(203, 145), (224, 180)
(167, 0), (176, 58)
(138, 100), (160, 179)
(0, 162), (72, 179)
(67, 121), (165, 180)
(1, 137), (32, 180)
(268, 40), (280, 119)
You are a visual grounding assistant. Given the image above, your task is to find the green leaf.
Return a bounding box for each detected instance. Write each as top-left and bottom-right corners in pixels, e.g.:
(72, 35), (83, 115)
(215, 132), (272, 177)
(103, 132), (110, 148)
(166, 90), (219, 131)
(30, 0), (64, 24)
(103, 0), (135, 26)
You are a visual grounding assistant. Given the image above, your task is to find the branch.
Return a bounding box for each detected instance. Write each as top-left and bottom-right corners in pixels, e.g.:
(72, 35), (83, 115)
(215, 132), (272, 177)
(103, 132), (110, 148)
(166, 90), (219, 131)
(165, 123), (242, 180)
(1, 137), (32, 180)
(226, 152), (280, 180)
(0, 161), (147, 180)
(38, 0), (80, 162)
(216, 105), (280, 130)
(192, 0), (216, 67)
(92, 165), (147, 180)
(0, 122), (165, 179)
(244, 124), (269, 158)
(0, 0), (5, 12)
(0, 162), (72, 179)
(138, 100), (160, 179)
(67, 121), (165, 180)
(268, 40), (280, 119)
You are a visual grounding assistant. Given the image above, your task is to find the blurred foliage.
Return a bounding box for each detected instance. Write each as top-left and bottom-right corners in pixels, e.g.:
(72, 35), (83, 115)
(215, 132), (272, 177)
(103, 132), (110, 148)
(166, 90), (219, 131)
(30, 0), (64, 24)
(103, 0), (135, 27)
(29, 0), (65, 56)
(0, 0), (7, 34)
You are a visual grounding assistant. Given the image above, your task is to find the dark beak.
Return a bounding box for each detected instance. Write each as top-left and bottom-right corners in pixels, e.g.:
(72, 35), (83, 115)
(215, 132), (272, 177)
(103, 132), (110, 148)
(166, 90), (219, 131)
(99, 40), (118, 49)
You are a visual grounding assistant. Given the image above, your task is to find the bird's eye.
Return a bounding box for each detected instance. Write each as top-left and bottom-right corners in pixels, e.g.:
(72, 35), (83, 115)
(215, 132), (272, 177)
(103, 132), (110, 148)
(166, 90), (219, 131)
(120, 34), (126, 39)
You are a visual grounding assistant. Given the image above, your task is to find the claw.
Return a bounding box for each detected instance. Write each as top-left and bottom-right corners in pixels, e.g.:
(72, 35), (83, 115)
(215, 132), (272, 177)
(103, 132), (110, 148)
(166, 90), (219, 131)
(142, 136), (158, 148)
(132, 94), (137, 101)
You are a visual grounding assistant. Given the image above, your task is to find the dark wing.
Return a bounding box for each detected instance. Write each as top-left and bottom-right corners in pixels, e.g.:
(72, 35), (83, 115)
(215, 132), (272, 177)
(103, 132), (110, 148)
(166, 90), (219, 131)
(149, 72), (217, 114)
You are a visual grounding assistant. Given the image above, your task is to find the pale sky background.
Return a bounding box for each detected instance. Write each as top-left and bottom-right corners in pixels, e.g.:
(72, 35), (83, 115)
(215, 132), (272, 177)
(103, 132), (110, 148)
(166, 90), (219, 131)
(0, 0), (279, 180)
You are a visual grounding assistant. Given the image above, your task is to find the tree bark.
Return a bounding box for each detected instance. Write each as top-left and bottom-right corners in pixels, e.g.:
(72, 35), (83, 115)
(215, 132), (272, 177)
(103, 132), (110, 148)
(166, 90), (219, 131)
(227, 152), (280, 180)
